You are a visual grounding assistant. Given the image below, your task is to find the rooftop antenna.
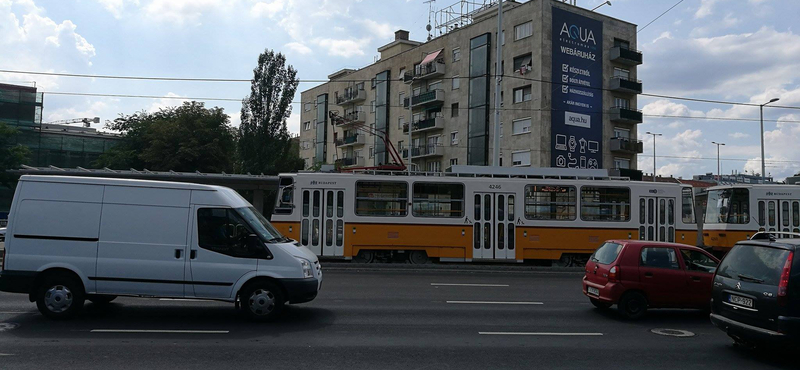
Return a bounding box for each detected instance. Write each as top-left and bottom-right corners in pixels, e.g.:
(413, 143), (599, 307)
(424, 0), (435, 41)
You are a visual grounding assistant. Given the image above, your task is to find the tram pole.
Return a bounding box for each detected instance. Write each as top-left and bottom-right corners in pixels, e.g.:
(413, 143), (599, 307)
(646, 131), (662, 182)
(492, 0), (503, 167)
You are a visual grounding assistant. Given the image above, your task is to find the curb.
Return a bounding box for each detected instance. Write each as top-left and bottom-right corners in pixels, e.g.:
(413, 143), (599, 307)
(319, 261), (585, 274)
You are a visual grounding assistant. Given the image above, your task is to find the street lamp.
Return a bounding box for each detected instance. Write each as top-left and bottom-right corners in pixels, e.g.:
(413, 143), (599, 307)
(646, 131), (662, 182)
(760, 98), (779, 184)
(591, 1), (611, 11)
(711, 141), (725, 182)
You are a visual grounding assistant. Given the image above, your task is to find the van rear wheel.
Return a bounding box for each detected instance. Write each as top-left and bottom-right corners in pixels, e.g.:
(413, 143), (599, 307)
(35, 274), (85, 320)
(240, 281), (285, 322)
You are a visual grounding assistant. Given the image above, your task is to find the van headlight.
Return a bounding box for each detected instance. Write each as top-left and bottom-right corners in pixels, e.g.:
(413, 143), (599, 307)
(297, 258), (313, 278)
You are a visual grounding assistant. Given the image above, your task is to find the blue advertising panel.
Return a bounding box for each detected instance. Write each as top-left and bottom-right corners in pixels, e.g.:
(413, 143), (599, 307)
(551, 7), (603, 169)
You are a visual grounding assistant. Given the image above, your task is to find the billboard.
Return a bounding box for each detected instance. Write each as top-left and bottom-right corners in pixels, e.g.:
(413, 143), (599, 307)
(551, 7), (603, 169)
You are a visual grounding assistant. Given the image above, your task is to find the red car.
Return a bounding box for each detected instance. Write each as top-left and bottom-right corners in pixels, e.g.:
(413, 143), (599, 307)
(583, 240), (720, 319)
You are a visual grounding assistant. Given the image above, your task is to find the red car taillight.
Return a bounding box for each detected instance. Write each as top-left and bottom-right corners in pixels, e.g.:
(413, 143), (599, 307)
(608, 266), (620, 282)
(778, 252), (793, 306)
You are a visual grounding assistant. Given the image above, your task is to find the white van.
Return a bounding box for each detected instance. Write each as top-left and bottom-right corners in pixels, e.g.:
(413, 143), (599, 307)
(0, 175), (321, 320)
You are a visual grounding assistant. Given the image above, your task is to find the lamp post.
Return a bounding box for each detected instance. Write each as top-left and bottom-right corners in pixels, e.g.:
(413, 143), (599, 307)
(591, 1), (611, 11)
(711, 141), (725, 182)
(760, 98), (779, 184)
(492, 0), (503, 167)
(646, 131), (662, 182)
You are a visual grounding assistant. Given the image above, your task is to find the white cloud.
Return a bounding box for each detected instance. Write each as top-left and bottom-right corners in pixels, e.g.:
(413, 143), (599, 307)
(144, 0), (233, 26)
(652, 31), (671, 44)
(146, 92), (189, 113)
(313, 37), (368, 57)
(95, 0), (139, 19)
(642, 99), (705, 117)
(251, 0), (285, 18)
(695, 0), (720, 19)
(357, 19), (395, 40)
(284, 41), (312, 55)
(730, 132), (750, 139)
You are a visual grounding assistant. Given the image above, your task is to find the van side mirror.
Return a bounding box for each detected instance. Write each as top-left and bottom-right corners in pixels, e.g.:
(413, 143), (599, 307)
(246, 234), (261, 248)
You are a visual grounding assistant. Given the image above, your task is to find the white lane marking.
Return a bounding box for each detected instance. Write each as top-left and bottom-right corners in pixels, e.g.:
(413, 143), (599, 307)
(479, 332), (603, 336)
(90, 329), (228, 334)
(431, 283), (509, 287)
(158, 298), (207, 302)
(446, 301), (543, 305)
(0, 311), (31, 314)
(0, 353), (14, 356)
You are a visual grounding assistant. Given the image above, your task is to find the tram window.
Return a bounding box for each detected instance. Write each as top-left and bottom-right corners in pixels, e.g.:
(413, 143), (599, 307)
(794, 202), (799, 227)
(474, 223), (480, 249)
(475, 195), (481, 221)
(769, 201), (776, 226)
(639, 199), (645, 224)
(639, 226), (645, 240)
(274, 186), (294, 215)
(705, 189), (749, 224)
(647, 226), (654, 240)
(668, 199), (675, 225)
(483, 223), (491, 249)
(498, 225), (505, 249)
(508, 196), (515, 220)
(783, 201), (790, 227)
(485, 195), (492, 221)
(758, 201), (766, 227)
(336, 220), (343, 247)
(524, 185), (576, 220)
(648, 199), (654, 224)
(659, 226), (665, 241)
(668, 227), (674, 242)
(508, 224), (515, 250)
(355, 181), (408, 216)
(303, 191), (310, 217)
(337, 191), (344, 217)
(313, 191), (320, 217)
(498, 195), (505, 221)
(325, 219), (333, 246)
(326, 192), (334, 218)
(681, 188), (695, 223)
(312, 219), (320, 245)
(659, 199), (666, 225)
(412, 182), (465, 218)
(581, 187), (630, 222)
(301, 219), (309, 245)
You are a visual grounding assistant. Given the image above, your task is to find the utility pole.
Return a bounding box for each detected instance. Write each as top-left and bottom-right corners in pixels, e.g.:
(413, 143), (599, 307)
(646, 131), (662, 182)
(711, 141), (725, 182)
(760, 98), (779, 184)
(492, 0), (503, 167)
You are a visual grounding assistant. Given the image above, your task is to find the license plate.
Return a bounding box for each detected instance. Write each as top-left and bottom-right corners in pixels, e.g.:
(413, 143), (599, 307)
(587, 286), (600, 296)
(729, 294), (754, 308)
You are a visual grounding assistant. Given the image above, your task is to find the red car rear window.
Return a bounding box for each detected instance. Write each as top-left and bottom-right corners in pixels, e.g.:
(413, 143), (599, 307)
(591, 242), (623, 265)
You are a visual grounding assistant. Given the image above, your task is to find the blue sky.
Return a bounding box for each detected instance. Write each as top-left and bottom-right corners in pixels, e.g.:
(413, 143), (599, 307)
(2, 0), (800, 180)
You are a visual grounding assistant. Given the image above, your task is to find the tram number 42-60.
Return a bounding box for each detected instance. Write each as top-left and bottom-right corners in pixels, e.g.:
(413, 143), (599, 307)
(489, 185), (502, 190)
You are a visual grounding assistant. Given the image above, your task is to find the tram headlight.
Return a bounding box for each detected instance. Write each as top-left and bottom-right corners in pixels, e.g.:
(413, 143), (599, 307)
(297, 258), (313, 278)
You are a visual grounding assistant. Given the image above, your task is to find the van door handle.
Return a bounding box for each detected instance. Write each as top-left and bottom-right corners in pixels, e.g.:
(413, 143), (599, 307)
(175, 249), (182, 259)
(645, 272), (653, 278)
(190, 250), (197, 259)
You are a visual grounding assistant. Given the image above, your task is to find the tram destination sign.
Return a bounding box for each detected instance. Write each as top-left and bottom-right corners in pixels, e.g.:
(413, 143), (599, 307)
(551, 7), (603, 169)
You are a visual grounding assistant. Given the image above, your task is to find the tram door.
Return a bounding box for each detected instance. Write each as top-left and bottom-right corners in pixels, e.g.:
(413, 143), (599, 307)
(473, 192), (516, 260)
(762, 200), (800, 234)
(300, 189), (345, 257)
(639, 197), (676, 242)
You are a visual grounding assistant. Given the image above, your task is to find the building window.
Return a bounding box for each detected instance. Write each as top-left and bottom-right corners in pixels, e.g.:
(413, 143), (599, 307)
(371, 77), (376, 88)
(614, 38), (631, 49)
(370, 100), (376, 112)
(512, 150), (531, 166)
(450, 158), (458, 167)
(614, 97), (630, 109)
(614, 67), (630, 79)
(614, 127), (630, 139)
(451, 131), (459, 146)
(514, 21), (533, 40)
(303, 121), (311, 131)
(512, 53), (532, 74)
(429, 80), (443, 91)
(355, 181), (408, 217)
(451, 103), (459, 117)
(453, 47), (461, 62)
(580, 187), (631, 222)
(399, 116), (406, 130)
(304, 102), (312, 112)
(426, 161), (442, 173)
(399, 68), (406, 80)
(369, 146), (374, 158)
(500, 122), (503, 138)
(614, 157), (631, 169)
(512, 118), (531, 135)
(399, 92), (405, 107)
(501, 30), (506, 45)
(413, 182), (463, 217)
(452, 75), (460, 90)
(524, 185), (577, 221)
(513, 86), (532, 103)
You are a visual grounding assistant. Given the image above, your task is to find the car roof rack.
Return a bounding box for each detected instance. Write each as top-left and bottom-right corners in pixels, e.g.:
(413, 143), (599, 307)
(750, 231), (800, 241)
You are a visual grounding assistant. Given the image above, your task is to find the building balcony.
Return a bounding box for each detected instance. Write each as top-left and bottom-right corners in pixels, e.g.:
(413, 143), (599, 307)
(336, 156), (366, 168)
(336, 88), (366, 105)
(403, 117), (444, 134)
(610, 137), (644, 154)
(414, 62), (446, 80)
(335, 134), (366, 147)
(337, 111), (367, 126)
(411, 89), (445, 108)
(610, 76), (642, 94)
(610, 46), (643, 66)
(402, 144), (443, 159)
(609, 106), (643, 124)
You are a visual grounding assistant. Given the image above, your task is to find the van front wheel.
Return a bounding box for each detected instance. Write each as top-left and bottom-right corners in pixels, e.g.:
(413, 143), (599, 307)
(240, 281), (285, 322)
(35, 274), (85, 319)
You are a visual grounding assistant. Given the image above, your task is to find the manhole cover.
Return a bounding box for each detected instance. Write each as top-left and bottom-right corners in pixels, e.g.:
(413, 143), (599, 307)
(0, 323), (19, 332)
(650, 328), (695, 337)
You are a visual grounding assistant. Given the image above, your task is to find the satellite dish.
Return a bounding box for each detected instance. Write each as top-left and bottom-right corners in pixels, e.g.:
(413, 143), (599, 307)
(426, 24), (432, 32)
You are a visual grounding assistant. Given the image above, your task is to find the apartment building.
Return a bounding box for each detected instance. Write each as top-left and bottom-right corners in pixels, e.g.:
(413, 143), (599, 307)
(298, 0), (643, 173)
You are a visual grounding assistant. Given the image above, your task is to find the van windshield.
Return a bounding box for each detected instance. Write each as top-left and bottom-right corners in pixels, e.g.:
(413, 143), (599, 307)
(236, 207), (287, 243)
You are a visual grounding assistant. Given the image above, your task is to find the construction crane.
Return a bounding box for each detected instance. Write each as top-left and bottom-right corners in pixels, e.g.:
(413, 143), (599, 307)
(43, 117), (100, 128)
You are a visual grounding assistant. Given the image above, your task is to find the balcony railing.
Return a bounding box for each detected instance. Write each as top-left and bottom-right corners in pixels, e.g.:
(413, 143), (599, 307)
(402, 144), (443, 158)
(336, 156), (365, 167)
(609, 106), (643, 124)
(414, 62), (446, 79)
(336, 88), (366, 105)
(610, 137), (644, 154)
(411, 89), (445, 107)
(610, 76), (642, 94)
(610, 46), (643, 66)
(403, 117), (444, 134)
(335, 134), (365, 147)
(337, 111), (367, 126)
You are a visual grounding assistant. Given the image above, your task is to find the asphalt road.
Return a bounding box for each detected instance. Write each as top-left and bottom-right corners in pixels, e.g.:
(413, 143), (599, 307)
(0, 268), (794, 370)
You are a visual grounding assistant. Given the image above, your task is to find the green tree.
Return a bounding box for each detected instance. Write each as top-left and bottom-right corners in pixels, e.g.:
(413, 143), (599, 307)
(238, 49), (304, 175)
(0, 122), (30, 186)
(97, 101), (236, 172)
